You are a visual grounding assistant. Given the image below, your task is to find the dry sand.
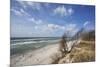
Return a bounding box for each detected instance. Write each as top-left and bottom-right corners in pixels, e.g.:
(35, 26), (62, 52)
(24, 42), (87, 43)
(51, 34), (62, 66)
(10, 44), (62, 67)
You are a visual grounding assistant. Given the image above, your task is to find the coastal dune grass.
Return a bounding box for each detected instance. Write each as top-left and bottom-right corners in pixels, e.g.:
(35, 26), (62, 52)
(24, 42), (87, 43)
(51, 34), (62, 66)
(58, 40), (95, 63)
(70, 41), (95, 62)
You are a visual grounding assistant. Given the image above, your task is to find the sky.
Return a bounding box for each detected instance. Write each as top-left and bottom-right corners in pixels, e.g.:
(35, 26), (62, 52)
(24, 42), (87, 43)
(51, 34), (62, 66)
(10, 0), (95, 37)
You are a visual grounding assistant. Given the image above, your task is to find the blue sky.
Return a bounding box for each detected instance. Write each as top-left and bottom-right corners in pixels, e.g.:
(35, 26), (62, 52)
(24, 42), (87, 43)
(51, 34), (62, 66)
(10, 0), (95, 37)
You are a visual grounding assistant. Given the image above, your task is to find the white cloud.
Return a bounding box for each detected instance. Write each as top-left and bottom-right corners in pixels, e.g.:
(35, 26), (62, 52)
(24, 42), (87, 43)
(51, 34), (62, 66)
(28, 18), (43, 25)
(11, 9), (23, 16)
(17, 1), (41, 10)
(68, 8), (74, 15)
(20, 8), (30, 16)
(11, 8), (30, 17)
(53, 6), (74, 17)
(27, 2), (41, 10)
(53, 6), (67, 17)
(17, 0), (27, 9)
(47, 24), (57, 30)
(47, 24), (65, 31)
(83, 21), (90, 27)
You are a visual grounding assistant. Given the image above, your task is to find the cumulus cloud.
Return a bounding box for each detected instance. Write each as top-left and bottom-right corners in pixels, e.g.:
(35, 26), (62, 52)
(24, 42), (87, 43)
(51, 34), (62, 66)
(53, 6), (67, 17)
(53, 5), (74, 17)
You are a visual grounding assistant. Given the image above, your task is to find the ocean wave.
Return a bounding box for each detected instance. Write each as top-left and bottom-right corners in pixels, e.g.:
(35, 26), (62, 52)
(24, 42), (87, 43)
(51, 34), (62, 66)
(11, 39), (59, 46)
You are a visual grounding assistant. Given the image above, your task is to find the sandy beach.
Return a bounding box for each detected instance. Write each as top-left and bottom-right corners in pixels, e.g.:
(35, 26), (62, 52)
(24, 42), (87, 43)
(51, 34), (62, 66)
(10, 39), (95, 67)
(10, 44), (62, 66)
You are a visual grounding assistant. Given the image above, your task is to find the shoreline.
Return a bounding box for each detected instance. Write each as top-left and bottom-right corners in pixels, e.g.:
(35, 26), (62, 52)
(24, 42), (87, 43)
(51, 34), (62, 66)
(10, 43), (62, 66)
(10, 40), (95, 66)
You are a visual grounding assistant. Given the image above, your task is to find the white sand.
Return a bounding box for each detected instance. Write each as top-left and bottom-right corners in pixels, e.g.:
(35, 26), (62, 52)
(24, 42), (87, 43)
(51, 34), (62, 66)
(11, 44), (62, 66)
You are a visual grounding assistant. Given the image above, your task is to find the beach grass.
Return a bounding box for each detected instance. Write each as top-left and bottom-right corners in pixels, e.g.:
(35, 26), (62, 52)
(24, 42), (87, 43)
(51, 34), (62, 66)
(57, 40), (95, 63)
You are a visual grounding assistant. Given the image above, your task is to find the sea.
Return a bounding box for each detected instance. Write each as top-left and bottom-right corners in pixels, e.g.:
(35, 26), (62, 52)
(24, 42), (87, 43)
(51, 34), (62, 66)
(10, 37), (61, 55)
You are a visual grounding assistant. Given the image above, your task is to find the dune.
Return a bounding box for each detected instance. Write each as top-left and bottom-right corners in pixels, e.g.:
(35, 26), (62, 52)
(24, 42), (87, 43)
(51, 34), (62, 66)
(58, 40), (95, 64)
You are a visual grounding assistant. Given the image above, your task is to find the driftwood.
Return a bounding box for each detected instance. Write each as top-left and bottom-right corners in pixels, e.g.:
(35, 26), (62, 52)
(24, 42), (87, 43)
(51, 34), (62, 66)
(59, 28), (84, 53)
(59, 33), (68, 53)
